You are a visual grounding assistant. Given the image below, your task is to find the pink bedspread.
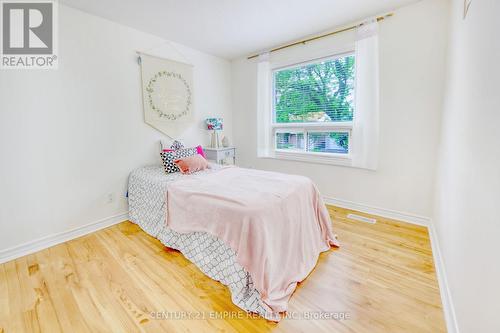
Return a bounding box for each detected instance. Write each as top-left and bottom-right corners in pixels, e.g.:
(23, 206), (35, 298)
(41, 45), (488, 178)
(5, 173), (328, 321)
(166, 166), (338, 317)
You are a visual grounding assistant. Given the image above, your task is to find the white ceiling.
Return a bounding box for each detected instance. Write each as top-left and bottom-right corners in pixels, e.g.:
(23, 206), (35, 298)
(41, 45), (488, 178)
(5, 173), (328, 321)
(60, 0), (420, 59)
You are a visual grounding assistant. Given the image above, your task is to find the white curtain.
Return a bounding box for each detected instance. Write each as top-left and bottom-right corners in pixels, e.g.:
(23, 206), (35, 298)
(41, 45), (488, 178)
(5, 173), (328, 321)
(351, 19), (380, 170)
(256, 52), (272, 157)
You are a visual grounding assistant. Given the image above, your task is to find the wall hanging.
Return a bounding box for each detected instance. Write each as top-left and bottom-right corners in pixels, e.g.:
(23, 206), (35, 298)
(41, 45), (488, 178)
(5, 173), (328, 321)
(139, 52), (194, 137)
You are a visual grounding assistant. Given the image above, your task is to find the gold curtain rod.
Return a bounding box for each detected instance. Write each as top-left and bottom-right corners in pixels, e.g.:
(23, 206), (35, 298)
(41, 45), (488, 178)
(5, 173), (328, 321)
(247, 13), (393, 60)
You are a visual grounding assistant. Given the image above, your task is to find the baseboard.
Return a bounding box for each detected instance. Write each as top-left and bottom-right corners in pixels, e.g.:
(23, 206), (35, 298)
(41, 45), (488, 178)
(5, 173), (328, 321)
(0, 212), (129, 264)
(428, 223), (460, 333)
(323, 196), (431, 226)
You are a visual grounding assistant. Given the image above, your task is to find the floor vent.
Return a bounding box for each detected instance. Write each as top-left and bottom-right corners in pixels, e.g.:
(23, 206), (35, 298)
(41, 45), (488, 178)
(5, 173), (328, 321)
(347, 213), (377, 224)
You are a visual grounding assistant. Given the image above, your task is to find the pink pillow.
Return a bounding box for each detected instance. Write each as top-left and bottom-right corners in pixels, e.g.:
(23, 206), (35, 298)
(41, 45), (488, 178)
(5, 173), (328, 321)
(196, 145), (206, 158)
(174, 154), (208, 174)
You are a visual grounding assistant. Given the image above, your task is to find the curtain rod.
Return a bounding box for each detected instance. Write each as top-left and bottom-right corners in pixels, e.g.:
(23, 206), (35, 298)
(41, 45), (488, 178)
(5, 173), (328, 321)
(247, 13), (393, 60)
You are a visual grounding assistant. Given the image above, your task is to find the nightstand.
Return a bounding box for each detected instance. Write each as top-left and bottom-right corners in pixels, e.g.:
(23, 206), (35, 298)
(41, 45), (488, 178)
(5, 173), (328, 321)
(204, 147), (236, 165)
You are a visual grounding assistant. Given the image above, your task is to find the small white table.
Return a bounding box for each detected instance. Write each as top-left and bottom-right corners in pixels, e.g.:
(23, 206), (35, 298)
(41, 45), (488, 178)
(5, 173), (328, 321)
(204, 147), (236, 165)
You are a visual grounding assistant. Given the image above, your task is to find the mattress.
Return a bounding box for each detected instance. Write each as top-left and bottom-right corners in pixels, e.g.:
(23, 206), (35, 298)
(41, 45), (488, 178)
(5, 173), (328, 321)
(127, 165), (276, 320)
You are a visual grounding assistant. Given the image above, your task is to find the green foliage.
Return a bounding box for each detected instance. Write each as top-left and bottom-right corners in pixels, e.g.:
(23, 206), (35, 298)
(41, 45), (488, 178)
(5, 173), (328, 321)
(274, 56), (355, 123)
(329, 132), (349, 151)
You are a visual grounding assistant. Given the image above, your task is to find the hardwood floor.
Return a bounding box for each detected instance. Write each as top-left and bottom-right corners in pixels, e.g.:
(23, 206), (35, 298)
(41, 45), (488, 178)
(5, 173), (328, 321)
(0, 206), (446, 333)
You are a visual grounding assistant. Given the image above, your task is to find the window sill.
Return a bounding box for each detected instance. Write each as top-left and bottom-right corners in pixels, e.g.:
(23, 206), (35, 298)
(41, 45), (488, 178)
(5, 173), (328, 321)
(260, 151), (353, 167)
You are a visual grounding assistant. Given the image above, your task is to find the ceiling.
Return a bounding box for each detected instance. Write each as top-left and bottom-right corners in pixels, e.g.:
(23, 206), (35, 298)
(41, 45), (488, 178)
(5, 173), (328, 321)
(60, 0), (420, 59)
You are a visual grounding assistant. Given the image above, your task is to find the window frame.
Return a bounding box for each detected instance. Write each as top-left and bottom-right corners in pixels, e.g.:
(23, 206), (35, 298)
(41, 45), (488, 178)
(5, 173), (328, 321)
(270, 51), (356, 164)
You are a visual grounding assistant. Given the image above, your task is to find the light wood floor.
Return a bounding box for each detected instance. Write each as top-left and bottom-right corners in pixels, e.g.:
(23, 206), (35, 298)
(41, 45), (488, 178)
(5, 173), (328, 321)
(0, 206), (446, 333)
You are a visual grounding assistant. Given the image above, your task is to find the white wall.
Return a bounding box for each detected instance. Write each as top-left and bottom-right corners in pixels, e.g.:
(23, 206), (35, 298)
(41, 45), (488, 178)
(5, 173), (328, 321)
(0, 5), (232, 253)
(433, 0), (500, 332)
(231, 0), (449, 219)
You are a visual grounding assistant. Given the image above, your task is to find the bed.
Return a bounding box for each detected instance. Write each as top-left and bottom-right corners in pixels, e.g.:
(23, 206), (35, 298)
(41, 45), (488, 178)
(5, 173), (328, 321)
(128, 164), (336, 321)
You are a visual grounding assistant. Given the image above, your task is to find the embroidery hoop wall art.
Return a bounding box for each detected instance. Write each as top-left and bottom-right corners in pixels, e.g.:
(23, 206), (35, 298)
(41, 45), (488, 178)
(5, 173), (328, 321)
(139, 52), (194, 137)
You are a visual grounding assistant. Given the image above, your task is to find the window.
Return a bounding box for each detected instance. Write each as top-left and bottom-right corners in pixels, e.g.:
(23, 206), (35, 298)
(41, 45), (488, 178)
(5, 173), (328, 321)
(257, 24), (379, 169)
(272, 53), (355, 158)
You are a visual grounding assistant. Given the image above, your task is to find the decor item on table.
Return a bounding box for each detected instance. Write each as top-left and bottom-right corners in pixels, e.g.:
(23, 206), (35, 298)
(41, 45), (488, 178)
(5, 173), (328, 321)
(140, 52), (194, 137)
(221, 136), (230, 148)
(206, 118), (223, 148)
(174, 154), (209, 174)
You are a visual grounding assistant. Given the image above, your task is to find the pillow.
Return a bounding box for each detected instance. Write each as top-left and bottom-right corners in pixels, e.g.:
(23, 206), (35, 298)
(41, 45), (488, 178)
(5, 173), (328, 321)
(196, 145), (206, 158)
(163, 145), (205, 157)
(170, 140), (185, 150)
(174, 154), (209, 174)
(159, 140), (185, 152)
(160, 147), (198, 173)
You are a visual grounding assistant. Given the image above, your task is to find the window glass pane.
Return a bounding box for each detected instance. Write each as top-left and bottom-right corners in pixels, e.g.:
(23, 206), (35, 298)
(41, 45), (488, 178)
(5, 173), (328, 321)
(276, 132), (304, 151)
(274, 55), (355, 123)
(307, 132), (349, 154)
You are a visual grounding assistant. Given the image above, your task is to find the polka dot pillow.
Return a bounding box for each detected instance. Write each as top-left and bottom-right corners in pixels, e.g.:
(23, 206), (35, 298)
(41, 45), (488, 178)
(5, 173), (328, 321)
(160, 147), (198, 174)
(170, 140), (185, 150)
